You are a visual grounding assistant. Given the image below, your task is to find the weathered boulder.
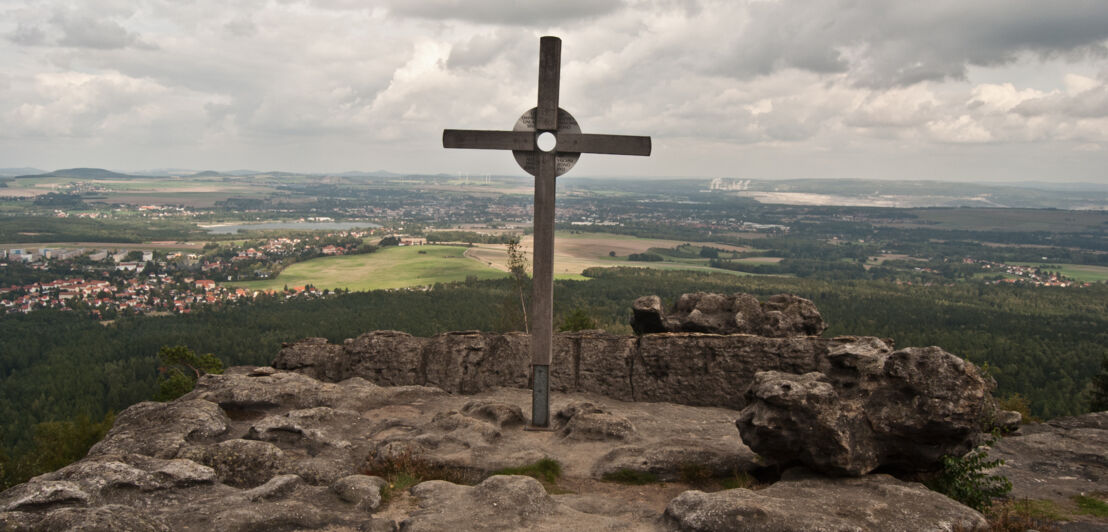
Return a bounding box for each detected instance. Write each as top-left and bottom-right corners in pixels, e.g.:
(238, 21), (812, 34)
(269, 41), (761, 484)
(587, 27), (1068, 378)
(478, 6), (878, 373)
(662, 469), (988, 532)
(0, 481), (89, 513)
(736, 341), (994, 475)
(331, 474), (387, 511)
(177, 439), (287, 488)
(989, 411), (1108, 500)
(87, 400), (230, 459)
(401, 475), (627, 531)
(555, 401), (636, 442)
(631, 292), (826, 337)
(40, 454), (215, 495)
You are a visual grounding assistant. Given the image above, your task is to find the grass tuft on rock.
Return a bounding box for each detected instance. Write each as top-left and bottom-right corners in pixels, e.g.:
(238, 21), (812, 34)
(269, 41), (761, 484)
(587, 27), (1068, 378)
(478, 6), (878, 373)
(492, 457), (562, 484)
(1073, 494), (1108, 517)
(491, 458), (572, 493)
(363, 448), (482, 504)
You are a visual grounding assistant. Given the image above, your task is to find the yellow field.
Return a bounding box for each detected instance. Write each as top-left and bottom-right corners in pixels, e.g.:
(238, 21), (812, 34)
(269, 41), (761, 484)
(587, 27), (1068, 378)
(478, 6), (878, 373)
(463, 232), (754, 277)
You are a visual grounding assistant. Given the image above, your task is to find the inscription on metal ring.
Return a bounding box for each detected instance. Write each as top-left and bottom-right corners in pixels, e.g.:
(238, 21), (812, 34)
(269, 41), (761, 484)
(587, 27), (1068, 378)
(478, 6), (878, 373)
(512, 107), (581, 177)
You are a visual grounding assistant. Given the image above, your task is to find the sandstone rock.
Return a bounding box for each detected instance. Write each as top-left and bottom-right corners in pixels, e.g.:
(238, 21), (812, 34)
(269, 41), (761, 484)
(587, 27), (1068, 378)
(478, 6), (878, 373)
(211, 501), (328, 532)
(592, 438), (759, 482)
(342, 330), (427, 385)
(737, 342), (994, 476)
(631, 292), (827, 337)
(555, 401), (636, 442)
(631, 334), (832, 409)
(331, 474), (387, 511)
(289, 455), (353, 485)
(271, 337), (344, 381)
(402, 476), (626, 531)
(663, 469), (988, 532)
(33, 454), (216, 497)
(245, 406), (357, 451)
(989, 411), (1108, 500)
(0, 481), (89, 512)
(423, 331), (531, 394)
(272, 327), (899, 412)
(178, 439), (286, 488)
(21, 504), (169, 532)
(630, 295), (668, 333)
(87, 400), (229, 459)
(461, 400), (526, 428)
(242, 474), (303, 501)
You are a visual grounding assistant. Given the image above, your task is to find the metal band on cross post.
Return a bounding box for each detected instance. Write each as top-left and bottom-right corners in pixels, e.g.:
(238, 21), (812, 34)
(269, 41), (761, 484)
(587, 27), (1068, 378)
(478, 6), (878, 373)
(443, 36), (651, 429)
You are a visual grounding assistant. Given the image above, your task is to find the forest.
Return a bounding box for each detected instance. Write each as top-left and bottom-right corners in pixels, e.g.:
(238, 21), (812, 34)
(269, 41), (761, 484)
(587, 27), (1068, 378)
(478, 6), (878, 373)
(2, 268), (1106, 488)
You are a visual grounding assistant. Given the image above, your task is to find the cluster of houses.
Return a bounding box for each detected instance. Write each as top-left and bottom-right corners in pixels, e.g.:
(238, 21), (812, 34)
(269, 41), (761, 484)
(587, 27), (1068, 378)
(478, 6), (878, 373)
(0, 274), (325, 316)
(963, 258), (1090, 287)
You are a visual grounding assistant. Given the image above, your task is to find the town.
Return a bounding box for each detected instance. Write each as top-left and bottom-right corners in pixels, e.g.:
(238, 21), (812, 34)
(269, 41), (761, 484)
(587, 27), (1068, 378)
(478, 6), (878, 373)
(0, 230), (376, 316)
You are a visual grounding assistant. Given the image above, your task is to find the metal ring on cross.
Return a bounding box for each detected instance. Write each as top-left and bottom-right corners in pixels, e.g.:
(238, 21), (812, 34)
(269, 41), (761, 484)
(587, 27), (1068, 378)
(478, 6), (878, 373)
(512, 107), (581, 177)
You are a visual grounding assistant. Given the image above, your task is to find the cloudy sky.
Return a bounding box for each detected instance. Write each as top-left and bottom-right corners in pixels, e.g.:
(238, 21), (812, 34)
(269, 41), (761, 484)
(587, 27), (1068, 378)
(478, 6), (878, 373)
(2, 0), (1107, 183)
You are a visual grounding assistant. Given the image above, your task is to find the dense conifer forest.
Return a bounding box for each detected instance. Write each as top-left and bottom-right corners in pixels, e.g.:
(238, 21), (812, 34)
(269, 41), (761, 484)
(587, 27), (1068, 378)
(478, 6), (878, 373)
(2, 268), (1106, 488)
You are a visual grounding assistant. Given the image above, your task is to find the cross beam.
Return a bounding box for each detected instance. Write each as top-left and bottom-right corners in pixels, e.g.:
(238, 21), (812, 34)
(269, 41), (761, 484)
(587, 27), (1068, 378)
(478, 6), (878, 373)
(442, 36), (651, 428)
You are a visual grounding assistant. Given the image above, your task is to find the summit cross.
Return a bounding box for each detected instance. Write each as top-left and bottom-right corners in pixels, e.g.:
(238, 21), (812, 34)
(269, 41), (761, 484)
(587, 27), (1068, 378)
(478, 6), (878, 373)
(442, 36), (652, 428)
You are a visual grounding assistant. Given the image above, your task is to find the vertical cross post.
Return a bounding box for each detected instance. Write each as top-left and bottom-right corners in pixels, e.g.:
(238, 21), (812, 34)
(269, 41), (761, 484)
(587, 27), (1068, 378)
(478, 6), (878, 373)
(442, 36), (651, 429)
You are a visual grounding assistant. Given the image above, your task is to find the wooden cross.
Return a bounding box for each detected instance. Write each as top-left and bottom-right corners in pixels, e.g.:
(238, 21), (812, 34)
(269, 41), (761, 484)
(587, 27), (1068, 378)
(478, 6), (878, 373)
(443, 36), (651, 428)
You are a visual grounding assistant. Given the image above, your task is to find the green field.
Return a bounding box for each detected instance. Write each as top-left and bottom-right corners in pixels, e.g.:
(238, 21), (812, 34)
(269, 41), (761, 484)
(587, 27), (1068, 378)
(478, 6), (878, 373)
(1011, 262), (1108, 282)
(229, 245), (509, 291)
(905, 208), (1108, 232)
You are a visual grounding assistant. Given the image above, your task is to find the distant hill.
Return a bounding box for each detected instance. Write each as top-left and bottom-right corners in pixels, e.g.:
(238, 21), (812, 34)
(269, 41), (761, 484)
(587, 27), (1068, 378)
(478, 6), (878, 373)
(190, 170), (228, 178)
(0, 168), (46, 177)
(15, 168), (141, 180)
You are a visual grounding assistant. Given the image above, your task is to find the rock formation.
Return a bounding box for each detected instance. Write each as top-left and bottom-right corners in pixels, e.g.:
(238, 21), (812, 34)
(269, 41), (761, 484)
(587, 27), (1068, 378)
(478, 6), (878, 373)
(3, 293), (1100, 531)
(736, 340), (996, 476)
(631, 292), (827, 336)
(0, 366), (1003, 531)
(276, 330), (878, 411)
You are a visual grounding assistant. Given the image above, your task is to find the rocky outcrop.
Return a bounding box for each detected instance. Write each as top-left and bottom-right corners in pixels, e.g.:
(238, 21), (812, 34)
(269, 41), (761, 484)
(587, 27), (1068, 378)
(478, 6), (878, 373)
(2, 359), (1101, 531)
(662, 469), (988, 532)
(275, 330), (891, 411)
(403, 475), (630, 531)
(0, 369), (760, 531)
(736, 340), (996, 476)
(631, 293), (826, 337)
(989, 411), (1108, 500)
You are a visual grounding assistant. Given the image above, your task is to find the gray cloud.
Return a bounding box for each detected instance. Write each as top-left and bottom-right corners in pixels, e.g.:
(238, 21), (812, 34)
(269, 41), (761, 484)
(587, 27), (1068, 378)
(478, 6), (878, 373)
(8, 22), (46, 45)
(387, 0), (625, 25)
(715, 0), (1108, 87)
(52, 10), (154, 50)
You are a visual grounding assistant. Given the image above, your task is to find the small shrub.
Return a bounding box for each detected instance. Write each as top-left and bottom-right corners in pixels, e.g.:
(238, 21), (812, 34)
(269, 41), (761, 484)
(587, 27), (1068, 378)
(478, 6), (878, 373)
(558, 308), (597, 332)
(601, 469), (658, 485)
(926, 435), (1012, 513)
(996, 394), (1037, 424)
(1073, 494), (1108, 517)
(155, 345), (224, 401)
